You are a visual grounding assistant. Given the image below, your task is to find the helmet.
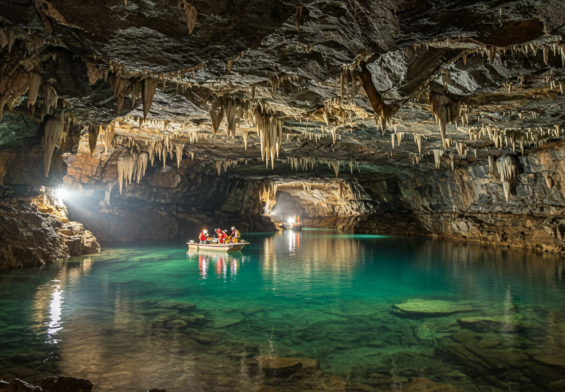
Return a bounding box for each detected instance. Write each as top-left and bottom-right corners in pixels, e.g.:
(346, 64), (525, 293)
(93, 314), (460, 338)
(231, 227), (235, 230)
(203, 229), (208, 234)
(223, 230), (227, 233)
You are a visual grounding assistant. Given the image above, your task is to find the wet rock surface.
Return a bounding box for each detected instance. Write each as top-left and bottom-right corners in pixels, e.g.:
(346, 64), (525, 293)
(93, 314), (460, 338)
(0, 186), (100, 270)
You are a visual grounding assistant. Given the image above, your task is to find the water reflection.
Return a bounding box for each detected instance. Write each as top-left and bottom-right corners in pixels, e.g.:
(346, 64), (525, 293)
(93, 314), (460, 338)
(188, 252), (250, 282)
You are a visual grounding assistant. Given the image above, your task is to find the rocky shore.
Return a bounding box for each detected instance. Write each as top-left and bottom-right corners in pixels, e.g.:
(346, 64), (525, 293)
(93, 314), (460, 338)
(0, 186), (100, 270)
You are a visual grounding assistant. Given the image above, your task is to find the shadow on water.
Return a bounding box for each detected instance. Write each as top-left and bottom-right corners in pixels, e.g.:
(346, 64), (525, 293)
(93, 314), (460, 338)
(1, 230), (565, 391)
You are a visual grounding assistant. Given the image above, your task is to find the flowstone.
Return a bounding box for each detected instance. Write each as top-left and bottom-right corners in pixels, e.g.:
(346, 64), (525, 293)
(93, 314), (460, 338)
(393, 300), (474, 316)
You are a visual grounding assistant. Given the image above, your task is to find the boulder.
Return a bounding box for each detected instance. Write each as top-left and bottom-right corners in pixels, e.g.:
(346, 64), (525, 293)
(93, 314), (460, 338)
(393, 300), (473, 316)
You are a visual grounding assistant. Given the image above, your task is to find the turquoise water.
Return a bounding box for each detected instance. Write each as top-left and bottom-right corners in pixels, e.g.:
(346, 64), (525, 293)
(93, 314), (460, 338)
(1, 230), (565, 391)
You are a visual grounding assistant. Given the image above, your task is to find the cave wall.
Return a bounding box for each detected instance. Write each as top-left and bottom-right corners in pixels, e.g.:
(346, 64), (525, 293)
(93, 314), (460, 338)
(396, 142), (565, 253)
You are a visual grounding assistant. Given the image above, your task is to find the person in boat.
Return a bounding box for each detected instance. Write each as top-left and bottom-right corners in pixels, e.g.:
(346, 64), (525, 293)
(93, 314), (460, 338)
(297, 215), (301, 224)
(215, 228), (223, 243)
(221, 230), (228, 244)
(230, 227), (240, 243)
(199, 229), (209, 244)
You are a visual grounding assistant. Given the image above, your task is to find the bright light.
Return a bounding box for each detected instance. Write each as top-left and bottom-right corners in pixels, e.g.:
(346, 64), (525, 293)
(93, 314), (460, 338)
(54, 188), (68, 200)
(288, 217), (295, 224)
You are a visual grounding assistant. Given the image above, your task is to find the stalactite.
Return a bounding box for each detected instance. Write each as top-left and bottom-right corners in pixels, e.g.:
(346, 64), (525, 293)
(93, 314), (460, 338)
(216, 161), (222, 175)
(488, 156), (494, 174)
(43, 84), (58, 114)
(456, 142), (466, 158)
(103, 123), (115, 154)
(433, 149), (444, 169)
(183, 1), (198, 34)
(331, 160), (340, 177)
(496, 155), (517, 202)
(118, 149), (148, 194)
(543, 173), (554, 189)
(295, 6), (303, 31)
(142, 79), (157, 120)
(175, 144), (184, 168)
(28, 73), (41, 108)
(88, 125), (101, 155)
(225, 98), (236, 139)
(391, 133), (395, 149)
(428, 93), (462, 147)
(43, 115), (63, 177)
(243, 131), (249, 150)
(396, 132), (402, 145)
(413, 134), (423, 153)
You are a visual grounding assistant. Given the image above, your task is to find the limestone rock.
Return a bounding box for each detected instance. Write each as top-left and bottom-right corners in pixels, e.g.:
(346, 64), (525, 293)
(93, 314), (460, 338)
(393, 300), (474, 316)
(189, 331), (221, 344)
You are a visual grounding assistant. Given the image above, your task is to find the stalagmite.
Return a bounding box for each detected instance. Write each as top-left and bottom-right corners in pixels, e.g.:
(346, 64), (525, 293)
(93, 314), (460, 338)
(43, 115), (63, 177)
(88, 125), (101, 155)
(496, 155), (518, 202)
(142, 79), (157, 119)
(175, 144), (184, 168)
(433, 149), (444, 169)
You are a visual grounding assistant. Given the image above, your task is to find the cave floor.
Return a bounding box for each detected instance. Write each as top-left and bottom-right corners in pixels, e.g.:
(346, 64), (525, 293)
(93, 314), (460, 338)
(1, 231), (565, 391)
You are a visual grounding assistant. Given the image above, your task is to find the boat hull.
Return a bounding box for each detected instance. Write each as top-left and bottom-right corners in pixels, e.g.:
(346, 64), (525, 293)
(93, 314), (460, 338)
(187, 243), (247, 252)
(289, 226), (303, 231)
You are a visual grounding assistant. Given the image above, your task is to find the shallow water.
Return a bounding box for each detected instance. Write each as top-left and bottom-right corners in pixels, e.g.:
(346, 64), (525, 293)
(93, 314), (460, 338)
(1, 231), (565, 391)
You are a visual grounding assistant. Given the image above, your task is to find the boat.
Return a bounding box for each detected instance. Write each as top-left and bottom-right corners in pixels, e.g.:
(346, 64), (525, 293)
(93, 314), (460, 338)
(287, 223), (304, 231)
(187, 241), (248, 252)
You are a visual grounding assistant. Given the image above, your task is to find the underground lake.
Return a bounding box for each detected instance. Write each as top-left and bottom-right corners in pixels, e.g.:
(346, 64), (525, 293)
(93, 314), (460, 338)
(1, 230), (564, 391)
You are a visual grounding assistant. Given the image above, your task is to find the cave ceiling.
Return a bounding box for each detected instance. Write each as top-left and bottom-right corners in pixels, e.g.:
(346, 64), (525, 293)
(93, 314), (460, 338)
(1, 0), (565, 183)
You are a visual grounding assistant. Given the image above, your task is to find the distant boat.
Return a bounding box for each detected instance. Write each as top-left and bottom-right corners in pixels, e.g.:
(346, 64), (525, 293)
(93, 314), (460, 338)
(285, 222), (304, 231)
(187, 241), (247, 252)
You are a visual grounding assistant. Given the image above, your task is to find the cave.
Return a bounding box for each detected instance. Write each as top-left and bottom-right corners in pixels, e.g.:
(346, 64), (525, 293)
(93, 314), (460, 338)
(1, 0), (565, 391)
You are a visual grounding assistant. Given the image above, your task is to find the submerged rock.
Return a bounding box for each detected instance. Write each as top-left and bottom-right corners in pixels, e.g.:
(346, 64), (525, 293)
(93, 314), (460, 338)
(254, 356), (303, 377)
(393, 300), (474, 316)
(403, 377), (459, 392)
(211, 317), (243, 329)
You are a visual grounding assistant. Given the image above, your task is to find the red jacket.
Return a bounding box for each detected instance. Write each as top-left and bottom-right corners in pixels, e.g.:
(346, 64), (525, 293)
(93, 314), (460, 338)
(220, 232), (227, 243)
(199, 232), (207, 241)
